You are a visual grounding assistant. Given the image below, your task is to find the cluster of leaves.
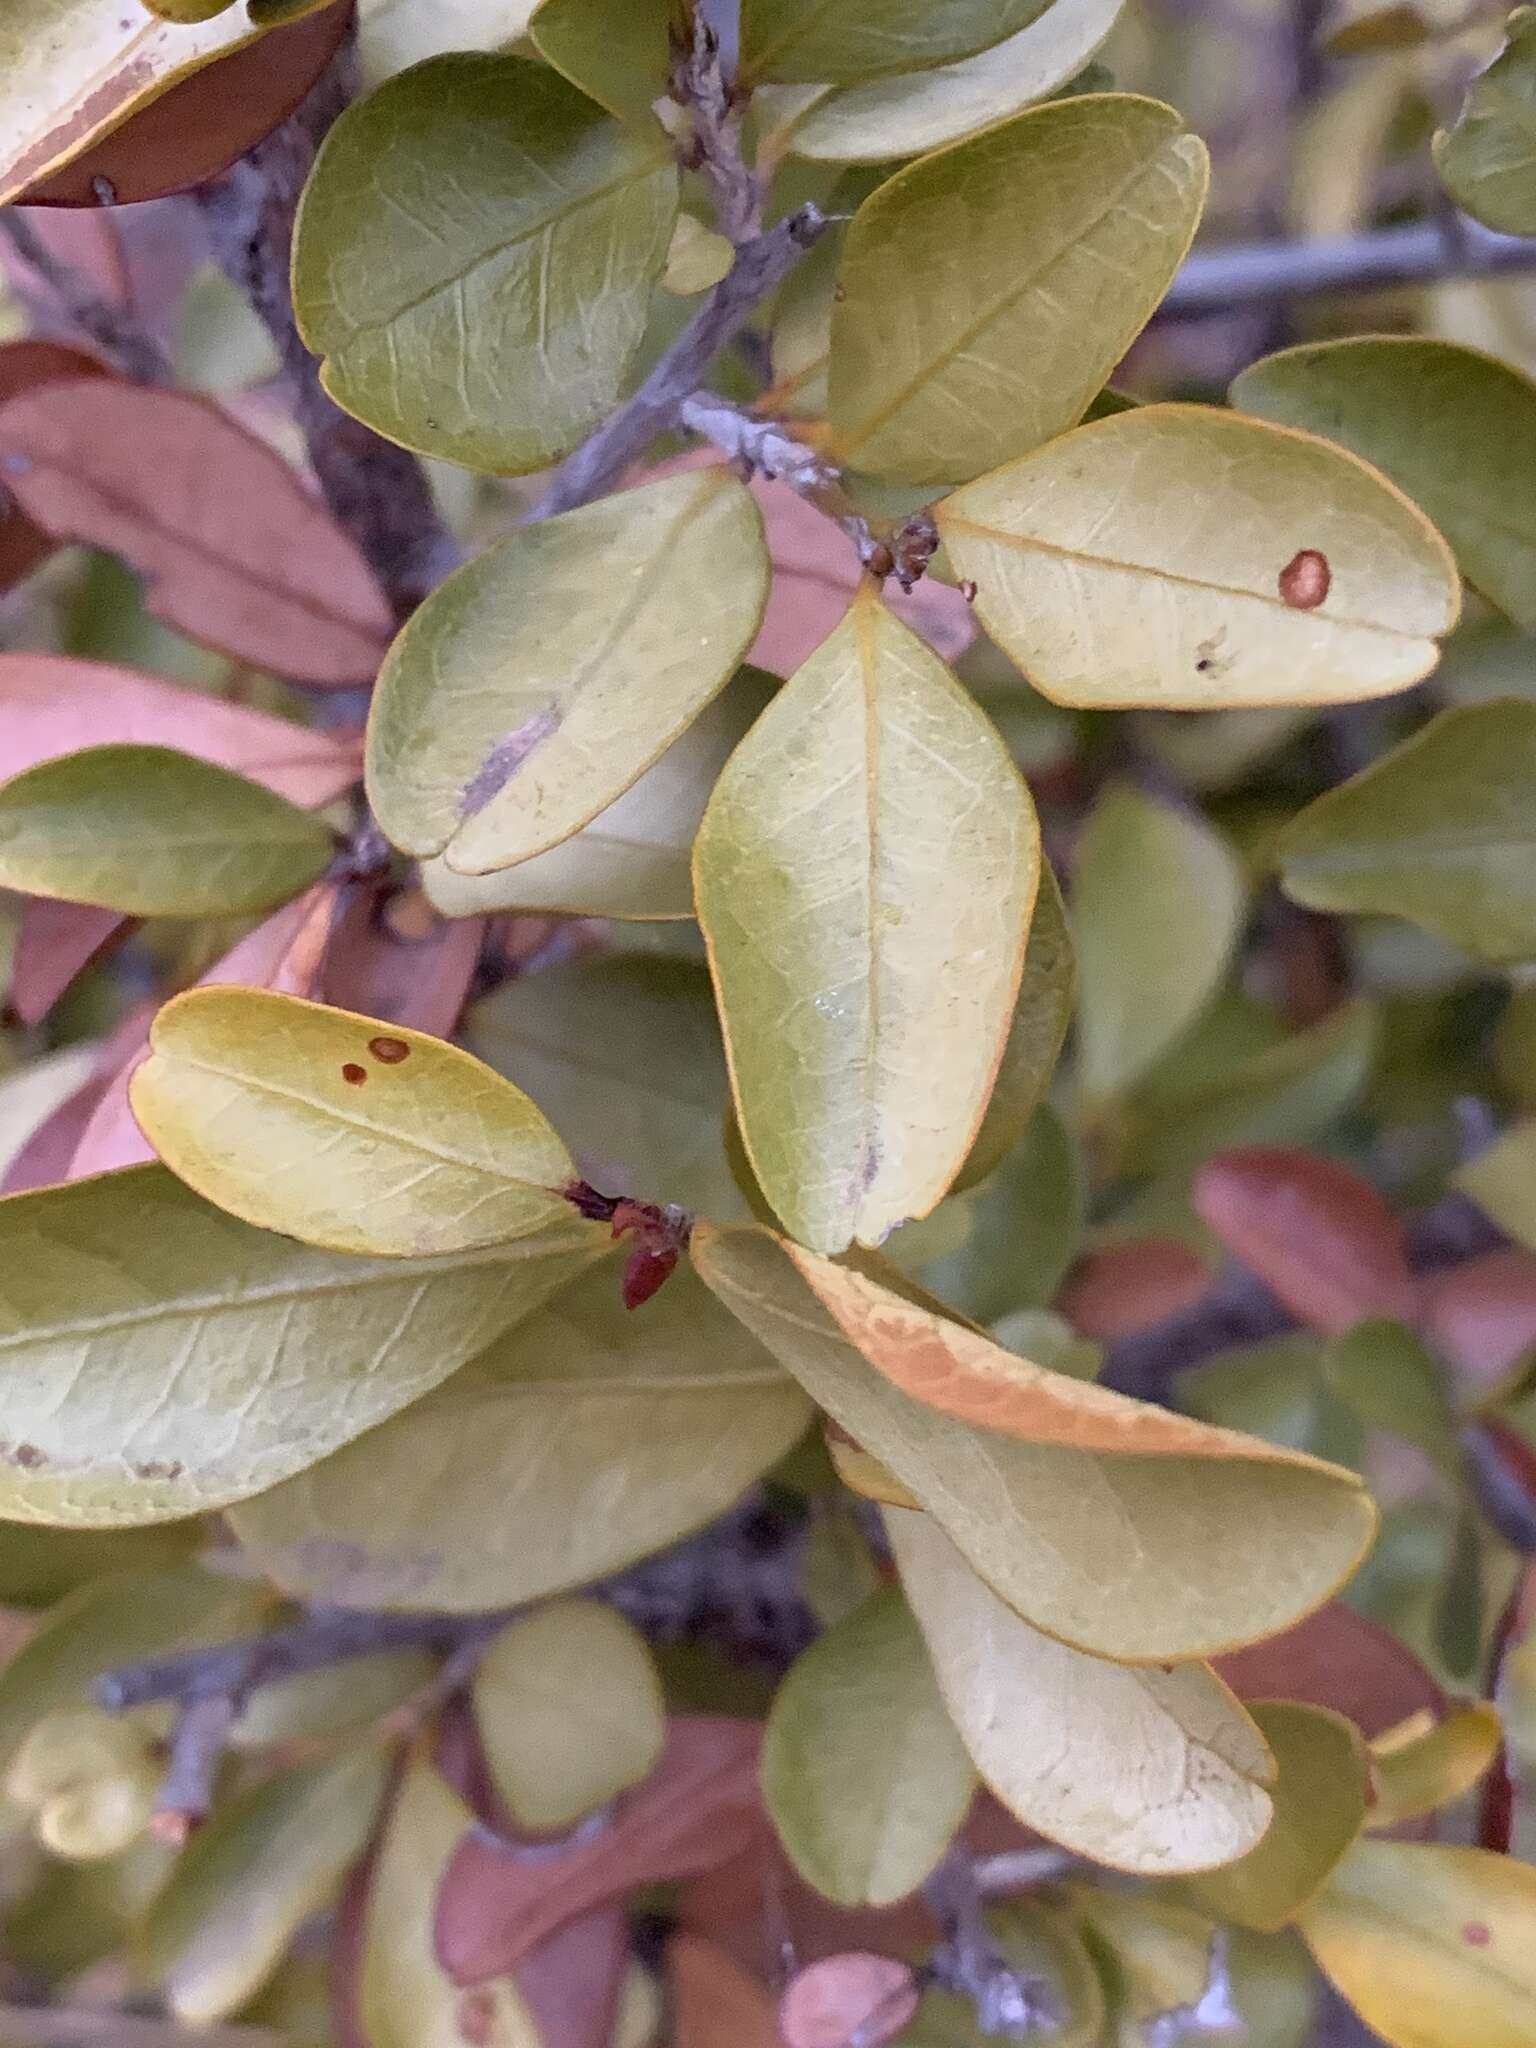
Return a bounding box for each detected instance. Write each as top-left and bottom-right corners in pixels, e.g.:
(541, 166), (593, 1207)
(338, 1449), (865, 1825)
(2, 0), (1536, 2043)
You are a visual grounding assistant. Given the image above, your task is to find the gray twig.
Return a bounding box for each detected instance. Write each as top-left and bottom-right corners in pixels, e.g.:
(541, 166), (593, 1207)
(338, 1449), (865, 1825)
(1142, 1931), (1242, 2045)
(669, 8), (762, 243)
(152, 1691), (241, 1843)
(1160, 214), (1536, 316)
(925, 1851), (1060, 2038)
(531, 203), (828, 519)
(0, 209), (170, 385)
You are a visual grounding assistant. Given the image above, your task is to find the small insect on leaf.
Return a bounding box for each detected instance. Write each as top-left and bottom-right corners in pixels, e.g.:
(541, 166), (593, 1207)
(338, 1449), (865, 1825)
(1280, 548), (1332, 609)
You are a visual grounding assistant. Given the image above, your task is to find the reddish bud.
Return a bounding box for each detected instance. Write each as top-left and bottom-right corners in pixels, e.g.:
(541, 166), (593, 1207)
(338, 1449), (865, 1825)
(622, 1245), (678, 1310)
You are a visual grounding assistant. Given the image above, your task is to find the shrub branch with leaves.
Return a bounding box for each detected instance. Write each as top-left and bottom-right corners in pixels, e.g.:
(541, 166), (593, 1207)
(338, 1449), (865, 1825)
(0, 0), (1535, 2043)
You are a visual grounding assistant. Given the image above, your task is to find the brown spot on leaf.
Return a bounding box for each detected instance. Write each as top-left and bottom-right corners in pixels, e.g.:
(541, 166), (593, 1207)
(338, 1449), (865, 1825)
(135, 1459), (183, 1482)
(1279, 548), (1331, 610)
(460, 705), (562, 821)
(13, 1444), (46, 1470)
(1462, 1921), (1492, 1946)
(368, 1035), (410, 1064)
(341, 1062), (367, 1086)
(958, 578), (978, 603)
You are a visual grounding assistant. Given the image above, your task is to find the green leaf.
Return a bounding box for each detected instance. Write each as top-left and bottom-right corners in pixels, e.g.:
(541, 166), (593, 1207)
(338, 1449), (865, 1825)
(762, 1587), (976, 1906)
(0, 1165), (596, 1526)
(530, 0), (674, 128)
(1300, 1841), (1536, 2048)
(0, 1564), (268, 1778)
(0, 1520), (201, 1611)
(136, 1750), (389, 2025)
(1457, 1119), (1536, 1249)
(1184, 1700), (1368, 1932)
(902, 1902), (1105, 2045)
(1322, 1321), (1462, 1476)
(0, 746), (333, 918)
(293, 54), (677, 471)
(465, 956), (742, 1218)
(1275, 701), (1536, 963)
(1233, 338), (1536, 631)
(740, 0), (1059, 84)
(937, 404), (1460, 707)
(363, 1762), (538, 2048)
(828, 97), (1206, 483)
(1072, 783), (1245, 1104)
(691, 1224), (1377, 1662)
(694, 588), (1039, 1256)
(953, 860), (1074, 1193)
(1367, 1703), (1503, 1829)
(770, 0), (1124, 161)
(889, 1510), (1275, 1873)
(228, 1255), (812, 1609)
(922, 1102), (1083, 1324)
(421, 668), (777, 922)
(1434, 9), (1536, 233)
(472, 1600), (665, 1831)
(229, 1650), (434, 1749)
(368, 470), (767, 872)
(1180, 1335), (1364, 1470)
(132, 989), (583, 1259)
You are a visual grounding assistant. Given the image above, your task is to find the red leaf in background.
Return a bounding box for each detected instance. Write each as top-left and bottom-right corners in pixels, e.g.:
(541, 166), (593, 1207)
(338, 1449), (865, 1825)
(0, 342), (109, 591)
(1193, 1147), (1418, 1334)
(1212, 1600), (1442, 1737)
(515, 1911), (629, 2048)
(0, 382), (391, 684)
(9, 899), (130, 1027)
(0, 654), (363, 804)
(434, 1717), (764, 1985)
(1423, 1249), (1536, 1387)
(778, 1953), (920, 2048)
(18, 3), (351, 207)
(1055, 1236), (1211, 1341)
(670, 1933), (782, 2048)
(0, 1000), (156, 1195)
(322, 891), (486, 1039)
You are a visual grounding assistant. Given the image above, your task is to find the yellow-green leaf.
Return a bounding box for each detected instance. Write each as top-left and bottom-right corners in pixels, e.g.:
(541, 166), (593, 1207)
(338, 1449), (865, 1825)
(774, 0), (1124, 161)
(363, 1762), (537, 2048)
(1275, 701), (1536, 962)
(471, 1600), (665, 1831)
(762, 1587), (976, 1906)
(358, 0), (541, 88)
(529, 0), (674, 128)
(293, 54), (677, 472)
(0, 745), (333, 918)
(1184, 1701), (1368, 1932)
(1458, 1119), (1536, 1247)
(1368, 1704), (1503, 1828)
(1300, 1841), (1536, 2048)
(1073, 783), (1245, 1104)
(0, 2), (290, 203)
(131, 989), (580, 1258)
(741, 0), (1058, 83)
(1233, 338), (1536, 631)
(0, 1164), (596, 1526)
(465, 957), (742, 1218)
(694, 589), (1038, 1256)
(1322, 1320), (1461, 1476)
(136, 1750), (389, 2025)
(889, 1510), (1275, 1873)
(828, 97), (1207, 483)
(691, 1224), (1376, 1661)
(228, 1255), (812, 1609)
(937, 404), (1461, 707)
(369, 470), (767, 872)
(904, 1901), (1106, 2046)
(1434, 9), (1536, 234)
(420, 668), (776, 921)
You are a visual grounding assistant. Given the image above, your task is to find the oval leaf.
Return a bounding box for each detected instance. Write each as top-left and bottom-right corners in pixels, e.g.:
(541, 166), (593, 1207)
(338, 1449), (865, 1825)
(691, 1224), (1377, 1662)
(1434, 9), (1536, 234)
(0, 343), (110, 589)
(293, 54), (677, 472)
(369, 469), (767, 872)
(229, 1256), (811, 1610)
(762, 1588), (976, 1906)
(132, 989), (579, 1259)
(828, 97), (1207, 483)
(1368, 1703), (1503, 1829)
(0, 382), (391, 685)
(0, 1163), (597, 1526)
(741, 0), (1059, 83)
(889, 1510), (1275, 1874)
(0, 745), (334, 918)
(694, 589), (1039, 1256)
(936, 403), (1460, 706)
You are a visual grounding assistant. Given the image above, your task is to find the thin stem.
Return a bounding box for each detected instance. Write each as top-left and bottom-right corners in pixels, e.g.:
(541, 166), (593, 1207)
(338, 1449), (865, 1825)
(152, 1692), (241, 1843)
(0, 209), (170, 385)
(1160, 215), (1536, 316)
(924, 1851), (1060, 2038)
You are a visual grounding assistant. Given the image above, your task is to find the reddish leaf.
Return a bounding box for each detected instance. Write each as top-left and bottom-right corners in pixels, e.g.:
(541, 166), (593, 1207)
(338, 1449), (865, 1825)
(1193, 1147), (1417, 1334)
(670, 1933), (781, 2048)
(0, 383), (391, 685)
(322, 892), (485, 1039)
(0, 342), (109, 590)
(9, 899), (130, 1026)
(0, 1001), (156, 1195)
(19, 3), (352, 207)
(434, 1717), (763, 1985)
(0, 654), (362, 803)
(515, 1912), (629, 2048)
(778, 1953), (920, 2048)
(1212, 1601), (1442, 1737)
(1055, 1237), (1211, 1340)
(1423, 1249), (1536, 1387)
